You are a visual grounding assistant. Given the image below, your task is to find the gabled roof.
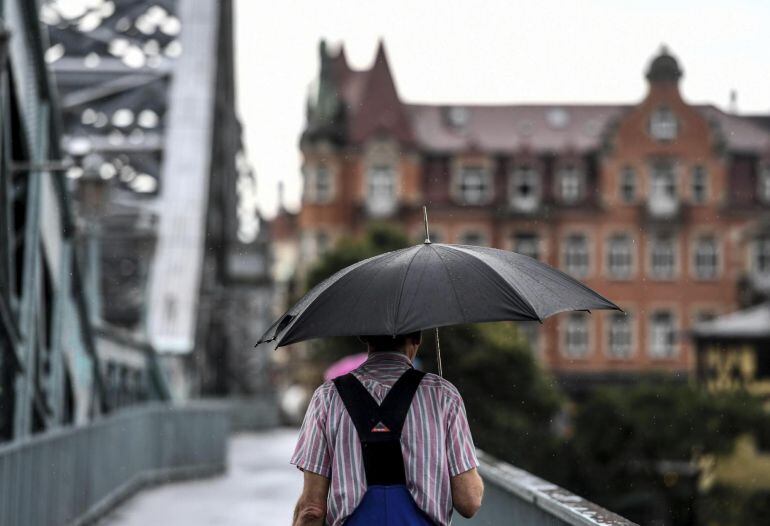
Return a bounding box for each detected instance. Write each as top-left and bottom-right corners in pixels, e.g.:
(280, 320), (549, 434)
(347, 42), (414, 144)
(325, 41), (770, 155)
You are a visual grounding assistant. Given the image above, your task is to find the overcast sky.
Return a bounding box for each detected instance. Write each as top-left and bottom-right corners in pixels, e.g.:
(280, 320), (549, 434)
(234, 0), (770, 219)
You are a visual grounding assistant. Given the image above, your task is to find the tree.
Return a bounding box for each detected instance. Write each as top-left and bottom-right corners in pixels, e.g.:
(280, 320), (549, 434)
(566, 379), (768, 525)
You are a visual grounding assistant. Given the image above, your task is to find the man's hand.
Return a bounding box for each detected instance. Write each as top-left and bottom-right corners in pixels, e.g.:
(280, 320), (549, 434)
(451, 467), (484, 518)
(292, 470), (330, 526)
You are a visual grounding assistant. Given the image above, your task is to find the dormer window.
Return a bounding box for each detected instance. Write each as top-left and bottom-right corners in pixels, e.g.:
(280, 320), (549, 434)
(649, 107), (678, 141)
(304, 163), (334, 203)
(445, 106), (469, 128)
(455, 165), (491, 205)
(758, 164), (770, 203)
(557, 165), (584, 203)
(366, 165), (397, 216)
(509, 165), (541, 212)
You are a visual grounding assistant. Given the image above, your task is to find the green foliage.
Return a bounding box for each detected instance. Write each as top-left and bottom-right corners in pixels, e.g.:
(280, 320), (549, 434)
(420, 323), (564, 477)
(566, 380), (768, 525)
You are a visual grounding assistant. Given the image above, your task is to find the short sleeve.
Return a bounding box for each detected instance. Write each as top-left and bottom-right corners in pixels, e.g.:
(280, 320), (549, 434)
(290, 385), (332, 478)
(445, 395), (479, 477)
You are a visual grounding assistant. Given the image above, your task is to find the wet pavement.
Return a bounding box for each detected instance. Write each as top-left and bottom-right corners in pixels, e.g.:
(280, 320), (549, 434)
(101, 428), (302, 526)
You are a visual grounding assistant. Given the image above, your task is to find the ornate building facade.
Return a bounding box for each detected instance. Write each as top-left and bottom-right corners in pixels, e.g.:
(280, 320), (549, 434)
(290, 41), (770, 384)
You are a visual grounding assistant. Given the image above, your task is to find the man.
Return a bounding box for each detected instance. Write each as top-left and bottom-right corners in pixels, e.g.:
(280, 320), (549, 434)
(291, 331), (484, 526)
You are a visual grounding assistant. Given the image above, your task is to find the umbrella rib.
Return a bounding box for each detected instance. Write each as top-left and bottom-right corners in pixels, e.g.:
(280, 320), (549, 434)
(392, 246), (422, 335)
(431, 245), (468, 324)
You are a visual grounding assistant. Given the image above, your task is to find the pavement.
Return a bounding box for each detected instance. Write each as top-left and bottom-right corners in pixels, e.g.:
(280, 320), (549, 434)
(100, 428), (302, 526)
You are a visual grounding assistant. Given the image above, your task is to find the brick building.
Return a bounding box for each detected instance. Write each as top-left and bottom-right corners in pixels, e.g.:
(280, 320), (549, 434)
(284, 40), (770, 384)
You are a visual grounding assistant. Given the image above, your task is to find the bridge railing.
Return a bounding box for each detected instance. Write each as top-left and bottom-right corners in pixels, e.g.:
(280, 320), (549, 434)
(0, 401), (230, 526)
(456, 451), (639, 526)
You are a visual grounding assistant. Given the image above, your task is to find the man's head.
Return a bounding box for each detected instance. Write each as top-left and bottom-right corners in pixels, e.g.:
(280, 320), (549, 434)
(359, 331), (422, 361)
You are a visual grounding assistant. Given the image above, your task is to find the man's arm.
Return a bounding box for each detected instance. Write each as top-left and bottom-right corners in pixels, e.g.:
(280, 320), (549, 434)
(292, 470), (330, 526)
(451, 467), (484, 518)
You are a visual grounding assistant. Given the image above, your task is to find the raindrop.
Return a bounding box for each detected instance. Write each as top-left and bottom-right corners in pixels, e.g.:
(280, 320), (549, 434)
(137, 109), (159, 128)
(81, 108), (98, 125)
(40, 5), (62, 26)
(45, 43), (65, 64)
(55, 0), (88, 19)
(93, 112), (109, 128)
(67, 137), (92, 156)
(67, 166), (84, 179)
(131, 173), (158, 193)
(143, 39), (160, 56)
(108, 37), (129, 56)
(111, 108), (134, 127)
(77, 12), (103, 32)
(135, 14), (156, 35)
(147, 5), (168, 23)
(99, 1), (115, 18)
(161, 16), (181, 36)
(108, 130), (125, 145)
(115, 16), (131, 32)
(119, 165), (136, 182)
(164, 40), (182, 58)
(99, 163), (117, 180)
(122, 46), (146, 68)
(84, 52), (100, 68)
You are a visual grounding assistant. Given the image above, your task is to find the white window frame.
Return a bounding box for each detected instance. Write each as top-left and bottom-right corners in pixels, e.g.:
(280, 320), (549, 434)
(512, 232), (540, 260)
(563, 233), (590, 279)
(458, 229), (488, 246)
(557, 165), (584, 204)
(607, 311), (634, 359)
(759, 164), (770, 204)
(649, 234), (677, 280)
(649, 311), (678, 359)
(606, 234), (634, 280)
(691, 165), (708, 204)
(649, 107), (678, 141)
(366, 164), (397, 216)
(753, 234), (770, 275)
(620, 166), (636, 203)
(509, 165), (541, 212)
(692, 235), (719, 281)
(563, 312), (590, 358)
(304, 163), (334, 204)
(455, 165), (492, 205)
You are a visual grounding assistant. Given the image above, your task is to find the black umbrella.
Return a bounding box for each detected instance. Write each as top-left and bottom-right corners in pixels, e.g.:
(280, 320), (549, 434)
(258, 208), (621, 374)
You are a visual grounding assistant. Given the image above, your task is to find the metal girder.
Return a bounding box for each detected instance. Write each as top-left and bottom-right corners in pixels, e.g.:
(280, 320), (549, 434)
(61, 71), (169, 110)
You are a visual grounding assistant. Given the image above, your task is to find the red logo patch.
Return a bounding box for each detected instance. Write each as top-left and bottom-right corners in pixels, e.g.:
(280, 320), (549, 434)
(371, 421), (390, 433)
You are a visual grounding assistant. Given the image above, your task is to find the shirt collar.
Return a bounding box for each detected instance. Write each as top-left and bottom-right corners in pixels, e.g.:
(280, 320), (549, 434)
(364, 351), (413, 367)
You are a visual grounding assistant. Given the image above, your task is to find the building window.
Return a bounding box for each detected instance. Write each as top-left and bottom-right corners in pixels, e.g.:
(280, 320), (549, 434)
(316, 231), (330, 255)
(366, 165), (397, 216)
(445, 106), (469, 128)
(509, 165), (541, 212)
(607, 312), (632, 359)
(651, 162), (677, 200)
(564, 313), (589, 358)
(649, 107), (678, 141)
(759, 164), (770, 203)
(650, 234), (676, 279)
(557, 165), (583, 203)
(563, 234), (589, 278)
(692, 165), (708, 204)
(459, 230), (487, 246)
(457, 165), (491, 205)
(620, 166), (636, 203)
(693, 236), (719, 280)
(649, 311), (677, 359)
(513, 232), (539, 260)
(607, 234), (633, 279)
(755, 234), (770, 275)
(305, 163), (333, 203)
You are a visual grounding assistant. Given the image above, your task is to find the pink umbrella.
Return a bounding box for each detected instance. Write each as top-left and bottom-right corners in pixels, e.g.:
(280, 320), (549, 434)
(324, 353), (368, 381)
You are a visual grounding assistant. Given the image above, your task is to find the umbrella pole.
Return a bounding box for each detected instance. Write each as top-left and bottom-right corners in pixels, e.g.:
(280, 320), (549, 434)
(423, 205), (442, 377)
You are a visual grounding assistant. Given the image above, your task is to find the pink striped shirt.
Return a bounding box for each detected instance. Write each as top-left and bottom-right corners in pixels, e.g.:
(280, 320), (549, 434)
(291, 352), (478, 526)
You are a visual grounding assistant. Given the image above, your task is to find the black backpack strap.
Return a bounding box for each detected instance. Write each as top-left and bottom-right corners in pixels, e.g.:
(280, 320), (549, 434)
(378, 369), (426, 437)
(333, 373), (380, 439)
(333, 369), (427, 487)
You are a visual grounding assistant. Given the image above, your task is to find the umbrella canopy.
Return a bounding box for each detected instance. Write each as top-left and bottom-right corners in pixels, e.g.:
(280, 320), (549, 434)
(257, 242), (621, 348)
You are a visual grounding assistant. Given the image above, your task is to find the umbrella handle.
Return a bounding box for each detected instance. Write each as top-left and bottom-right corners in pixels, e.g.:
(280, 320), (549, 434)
(435, 327), (443, 377)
